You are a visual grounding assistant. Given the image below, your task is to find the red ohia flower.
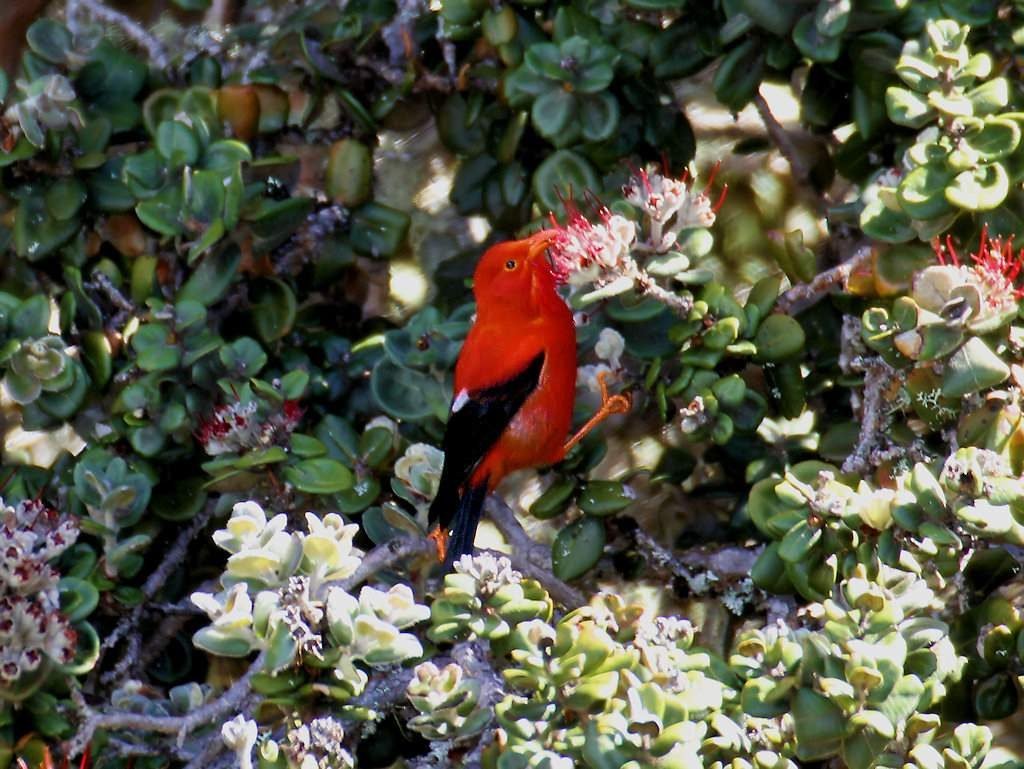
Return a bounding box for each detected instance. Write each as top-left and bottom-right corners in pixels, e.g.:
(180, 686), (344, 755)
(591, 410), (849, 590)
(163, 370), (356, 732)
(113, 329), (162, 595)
(932, 225), (1024, 308)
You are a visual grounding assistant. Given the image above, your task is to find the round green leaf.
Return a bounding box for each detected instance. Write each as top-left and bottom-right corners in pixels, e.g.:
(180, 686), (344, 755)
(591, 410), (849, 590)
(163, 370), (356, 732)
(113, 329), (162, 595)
(282, 458), (354, 495)
(580, 92), (620, 142)
(155, 120), (200, 167)
(532, 149), (599, 215)
(552, 516), (605, 580)
(531, 89), (577, 143)
(250, 278), (297, 342)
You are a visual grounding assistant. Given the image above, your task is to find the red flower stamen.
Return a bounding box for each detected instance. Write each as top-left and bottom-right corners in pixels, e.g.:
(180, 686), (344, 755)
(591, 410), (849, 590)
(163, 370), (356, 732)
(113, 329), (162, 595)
(712, 184), (729, 214)
(932, 226), (1024, 305)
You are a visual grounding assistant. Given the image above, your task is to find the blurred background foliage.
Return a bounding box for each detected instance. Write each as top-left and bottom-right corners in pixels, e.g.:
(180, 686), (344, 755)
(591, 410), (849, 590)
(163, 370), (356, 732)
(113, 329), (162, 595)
(2, 0), (1024, 768)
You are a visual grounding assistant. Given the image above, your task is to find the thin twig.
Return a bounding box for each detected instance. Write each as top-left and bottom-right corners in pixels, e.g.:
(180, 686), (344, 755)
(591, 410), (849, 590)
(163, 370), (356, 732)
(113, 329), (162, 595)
(100, 503), (216, 683)
(776, 244), (873, 315)
(348, 666), (415, 714)
(842, 359), (895, 475)
(337, 536), (433, 593)
(67, 651), (266, 759)
(633, 527), (762, 589)
(88, 271), (135, 314)
(485, 497), (586, 608)
(753, 92), (813, 187)
(352, 55), (456, 93)
(66, 0), (169, 69)
(634, 273), (694, 317)
(451, 639), (502, 768)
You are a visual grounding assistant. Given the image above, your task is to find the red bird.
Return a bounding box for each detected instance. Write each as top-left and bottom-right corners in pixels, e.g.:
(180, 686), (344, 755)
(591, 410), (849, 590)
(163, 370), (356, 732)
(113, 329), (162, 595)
(427, 230), (629, 567)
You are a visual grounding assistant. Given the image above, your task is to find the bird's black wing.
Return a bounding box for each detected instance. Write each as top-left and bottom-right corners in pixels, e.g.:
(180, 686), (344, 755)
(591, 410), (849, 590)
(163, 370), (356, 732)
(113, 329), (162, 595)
(428, 350), (545, 539)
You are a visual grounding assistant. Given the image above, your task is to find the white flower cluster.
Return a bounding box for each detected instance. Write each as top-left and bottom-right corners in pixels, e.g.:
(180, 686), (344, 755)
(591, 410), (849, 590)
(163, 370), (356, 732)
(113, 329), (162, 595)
(192, 501), (429, 691)
(623, 167), (719, 252)
(284, 716), (354, 769)
(453, 552), (523, 597)
(222, 714), (355, 769)
(0, 498), (79, 686)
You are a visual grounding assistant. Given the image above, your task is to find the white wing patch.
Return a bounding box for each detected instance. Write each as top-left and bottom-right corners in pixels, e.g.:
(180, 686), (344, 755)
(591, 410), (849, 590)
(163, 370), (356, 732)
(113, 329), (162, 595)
(451, 388), (470, 413)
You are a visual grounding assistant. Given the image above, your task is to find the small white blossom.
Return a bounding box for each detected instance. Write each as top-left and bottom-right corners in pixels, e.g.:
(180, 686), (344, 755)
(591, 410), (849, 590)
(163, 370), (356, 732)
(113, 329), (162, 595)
(453, 553), (522, 596)
(394, 443), (446, 501)
(594, 328), (625, 370)
(221, 715), (258, 769)
(284, 716), (354, 769)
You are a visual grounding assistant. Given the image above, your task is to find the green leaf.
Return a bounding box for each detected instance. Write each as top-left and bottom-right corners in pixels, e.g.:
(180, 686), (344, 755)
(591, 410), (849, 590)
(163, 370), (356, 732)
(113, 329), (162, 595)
(26, 19), (72, 64)
(155, 120), (200, 167)
(793, 689), (845, 761)
(551, 516), (605, 580)
(136, 184), (184, 236)
(966, 77), (1009, 114)
(350, 203), (411, 258)
(878, 675), (925, 727)
(178, 245), (242, 305)
(531, 89), (577, 143)
(532, 149), (599, 215)
(580, 92), (620, 142)
(941, 337), (1010, 398)
(250, 278), (297, 342)
(577, 480), (635, 516)
(132, 324), (181, 372)
(713, 39), (765, 111)
(754, 314), (806, 362)
(282, 458), (354, 495)
(860, 199), (915, 243)
(897, 164), (955, 219)
(59, 577), (99, 623)
(885, 87), (933, 128)
(792, 13), (841, 62)
(778, 519), (822, 562)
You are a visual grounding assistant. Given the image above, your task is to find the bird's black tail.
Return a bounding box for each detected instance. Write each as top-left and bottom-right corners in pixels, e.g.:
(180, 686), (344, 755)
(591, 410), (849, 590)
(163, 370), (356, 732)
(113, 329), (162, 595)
(437, 481), (488, 572)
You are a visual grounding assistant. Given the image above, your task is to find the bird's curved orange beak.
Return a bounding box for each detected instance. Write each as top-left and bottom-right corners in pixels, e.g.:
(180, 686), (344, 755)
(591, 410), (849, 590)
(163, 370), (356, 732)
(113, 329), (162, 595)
(524, 229), (555, 264)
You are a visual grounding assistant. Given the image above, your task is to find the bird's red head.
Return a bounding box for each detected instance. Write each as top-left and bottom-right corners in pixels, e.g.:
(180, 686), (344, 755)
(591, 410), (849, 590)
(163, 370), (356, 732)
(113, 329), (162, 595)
(472, 230), (557, 310)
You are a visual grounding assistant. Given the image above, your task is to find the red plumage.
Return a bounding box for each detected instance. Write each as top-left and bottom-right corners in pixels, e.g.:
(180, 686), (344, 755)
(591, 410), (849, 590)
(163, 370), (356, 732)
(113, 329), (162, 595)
(427, 231), (627, 566)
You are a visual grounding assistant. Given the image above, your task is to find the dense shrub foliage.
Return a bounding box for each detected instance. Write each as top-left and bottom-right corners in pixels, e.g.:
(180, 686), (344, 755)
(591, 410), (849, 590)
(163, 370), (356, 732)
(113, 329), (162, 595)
(1, 0), (1024, 768)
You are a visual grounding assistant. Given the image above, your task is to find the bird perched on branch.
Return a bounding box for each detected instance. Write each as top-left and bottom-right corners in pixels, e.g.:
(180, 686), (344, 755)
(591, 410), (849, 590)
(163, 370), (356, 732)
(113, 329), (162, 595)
(427, 230), (630, 569)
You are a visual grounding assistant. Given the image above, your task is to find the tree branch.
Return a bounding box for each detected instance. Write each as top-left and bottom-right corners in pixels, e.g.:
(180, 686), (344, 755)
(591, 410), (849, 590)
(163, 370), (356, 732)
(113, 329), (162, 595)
(66, 0), (169, 69)
(99, 503), (216, 684)
(776, 244), (873, 315)
(67, 651), (266, 759)
(841, 359), (896, 475)
(634, 273), (695, 317)
(485, 497), (586, 608)
(337, 536), (433, 593)
(754, 92), (812, 187)
(633, 527), (763, 592)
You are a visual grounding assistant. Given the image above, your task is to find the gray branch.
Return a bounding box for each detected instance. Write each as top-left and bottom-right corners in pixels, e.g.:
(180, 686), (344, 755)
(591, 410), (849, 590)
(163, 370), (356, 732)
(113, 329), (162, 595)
(842, 359), (896, 475)
(66, 0), (169, 69)
(67, 651), (266, 759)
(776, 244), (873, 315)
(337, 536), (433, 593)
(100, 502), (216, 684)
(485, 497), (586, 608)
(634, 272), (695, 317)
(753, 91), (813, 189)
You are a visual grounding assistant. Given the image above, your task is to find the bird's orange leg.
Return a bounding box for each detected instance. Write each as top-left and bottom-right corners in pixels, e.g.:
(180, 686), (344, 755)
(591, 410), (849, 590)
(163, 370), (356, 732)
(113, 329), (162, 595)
(563, 371), (631, 454)
(428, 526), (449, 563)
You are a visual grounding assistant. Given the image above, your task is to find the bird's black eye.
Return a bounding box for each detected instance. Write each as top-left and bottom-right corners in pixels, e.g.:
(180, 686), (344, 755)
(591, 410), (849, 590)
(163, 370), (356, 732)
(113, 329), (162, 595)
(505, 259), (517, 270)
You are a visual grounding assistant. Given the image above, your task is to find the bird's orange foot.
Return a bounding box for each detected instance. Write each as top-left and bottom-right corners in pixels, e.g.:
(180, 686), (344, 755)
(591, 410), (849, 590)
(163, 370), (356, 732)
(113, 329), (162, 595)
(428, 526), (449, 563)
(564, 371), (631, 453)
